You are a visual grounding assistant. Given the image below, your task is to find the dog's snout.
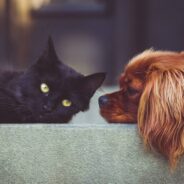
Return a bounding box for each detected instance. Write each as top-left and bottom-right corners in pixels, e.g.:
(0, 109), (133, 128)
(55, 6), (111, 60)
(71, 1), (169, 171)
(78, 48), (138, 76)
(98, 95), (109, 107)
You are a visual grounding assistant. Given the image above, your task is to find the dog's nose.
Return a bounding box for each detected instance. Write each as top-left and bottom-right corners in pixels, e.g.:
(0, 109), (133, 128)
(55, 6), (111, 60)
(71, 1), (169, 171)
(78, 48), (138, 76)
(98, 95), (109, 107)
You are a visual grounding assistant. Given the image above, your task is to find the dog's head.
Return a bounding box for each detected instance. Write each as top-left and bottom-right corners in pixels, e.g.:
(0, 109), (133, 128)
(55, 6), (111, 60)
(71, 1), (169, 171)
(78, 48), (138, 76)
(99, 49), (184, 168)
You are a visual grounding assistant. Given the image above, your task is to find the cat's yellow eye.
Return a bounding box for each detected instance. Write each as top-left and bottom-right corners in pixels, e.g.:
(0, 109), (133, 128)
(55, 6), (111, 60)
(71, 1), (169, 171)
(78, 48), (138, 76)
(62, 99), (72, 107)
(40, 83), (49, 93)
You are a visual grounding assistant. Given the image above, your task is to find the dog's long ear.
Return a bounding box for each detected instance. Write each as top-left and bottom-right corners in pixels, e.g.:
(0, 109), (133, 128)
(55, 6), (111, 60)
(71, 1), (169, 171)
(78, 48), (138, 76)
(138, 63), (184, 169)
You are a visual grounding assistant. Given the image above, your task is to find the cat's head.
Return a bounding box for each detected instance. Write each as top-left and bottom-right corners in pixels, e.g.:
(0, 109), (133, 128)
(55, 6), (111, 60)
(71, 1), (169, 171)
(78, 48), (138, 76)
(16, 37), (105, 123)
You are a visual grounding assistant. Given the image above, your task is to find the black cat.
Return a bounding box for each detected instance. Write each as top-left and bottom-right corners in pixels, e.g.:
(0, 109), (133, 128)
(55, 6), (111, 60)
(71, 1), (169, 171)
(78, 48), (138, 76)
(0, 37), (105, 123)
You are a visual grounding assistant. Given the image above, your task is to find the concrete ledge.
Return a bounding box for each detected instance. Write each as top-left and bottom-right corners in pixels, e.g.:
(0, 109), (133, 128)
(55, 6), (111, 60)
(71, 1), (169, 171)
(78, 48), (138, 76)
(0, 124), (184, 184)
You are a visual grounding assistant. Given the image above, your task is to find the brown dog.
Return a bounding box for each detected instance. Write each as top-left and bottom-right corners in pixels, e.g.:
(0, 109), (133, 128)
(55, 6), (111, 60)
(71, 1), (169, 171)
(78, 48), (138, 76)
(99, 49), (184, 168)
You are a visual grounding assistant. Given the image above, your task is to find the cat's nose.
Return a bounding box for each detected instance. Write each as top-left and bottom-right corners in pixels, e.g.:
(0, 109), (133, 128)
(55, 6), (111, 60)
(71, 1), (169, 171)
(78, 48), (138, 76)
(98, 95), (109, 107)
(43, 105), (52, 113)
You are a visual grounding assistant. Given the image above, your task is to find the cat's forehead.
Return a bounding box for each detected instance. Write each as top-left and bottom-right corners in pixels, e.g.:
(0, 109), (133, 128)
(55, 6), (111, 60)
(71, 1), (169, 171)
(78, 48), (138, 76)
(34, 60), (81, 76)
(33, 64), (82, 85)
(59, 63), (82, 78)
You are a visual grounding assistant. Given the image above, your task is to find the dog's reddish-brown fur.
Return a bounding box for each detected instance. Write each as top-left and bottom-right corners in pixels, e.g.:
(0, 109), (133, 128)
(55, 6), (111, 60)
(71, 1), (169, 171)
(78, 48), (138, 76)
(99, 50), (184, 168)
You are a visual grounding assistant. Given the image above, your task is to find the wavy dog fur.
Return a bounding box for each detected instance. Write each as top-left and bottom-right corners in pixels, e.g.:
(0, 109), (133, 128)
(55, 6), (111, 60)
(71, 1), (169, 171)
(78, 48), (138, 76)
(99, 50), (184, 169)
(139, 63), (184, 168)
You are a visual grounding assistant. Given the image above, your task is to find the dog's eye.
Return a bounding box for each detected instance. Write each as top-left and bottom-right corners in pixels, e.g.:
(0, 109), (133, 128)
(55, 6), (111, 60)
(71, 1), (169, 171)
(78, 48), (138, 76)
(127, 87), (139, 96)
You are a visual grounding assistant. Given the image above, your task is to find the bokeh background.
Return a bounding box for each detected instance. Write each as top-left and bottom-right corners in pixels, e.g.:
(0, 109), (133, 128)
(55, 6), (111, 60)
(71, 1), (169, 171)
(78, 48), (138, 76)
(0, 0), (184, 85)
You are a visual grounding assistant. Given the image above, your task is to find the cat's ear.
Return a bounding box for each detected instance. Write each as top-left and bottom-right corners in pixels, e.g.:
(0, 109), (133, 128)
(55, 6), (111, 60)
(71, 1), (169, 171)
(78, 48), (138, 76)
(37, 36), (60, 65)
(47, 36), (58, 59)
(80, 73), (106, 97)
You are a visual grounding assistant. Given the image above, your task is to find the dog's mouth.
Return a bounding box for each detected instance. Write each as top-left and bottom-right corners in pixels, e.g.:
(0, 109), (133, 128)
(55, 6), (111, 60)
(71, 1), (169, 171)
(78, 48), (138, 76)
(98, 95), (137, 124)
(99, 107), (136, 124)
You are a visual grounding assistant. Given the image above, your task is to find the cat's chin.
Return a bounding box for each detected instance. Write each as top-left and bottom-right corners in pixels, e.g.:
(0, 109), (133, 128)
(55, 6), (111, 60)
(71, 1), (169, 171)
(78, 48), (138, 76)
(33, 114), (72, 123)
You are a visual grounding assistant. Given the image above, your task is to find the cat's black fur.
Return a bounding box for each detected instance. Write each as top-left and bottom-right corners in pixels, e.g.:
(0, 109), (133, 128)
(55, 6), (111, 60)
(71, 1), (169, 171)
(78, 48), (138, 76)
(0, 37), (105, 123)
